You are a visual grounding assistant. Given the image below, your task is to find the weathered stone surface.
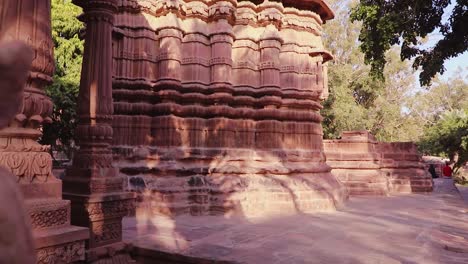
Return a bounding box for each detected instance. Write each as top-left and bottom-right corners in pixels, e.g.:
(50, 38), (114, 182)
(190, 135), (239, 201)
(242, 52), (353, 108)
(0, 1), (88, 262)
(379, 142), (433, 193)
(62, 0), (136, 262)
(111, 0), (347, 218)
(324, 131), (387, 196)
(124, 179), (468, 264)
(324, 131), (433, 195)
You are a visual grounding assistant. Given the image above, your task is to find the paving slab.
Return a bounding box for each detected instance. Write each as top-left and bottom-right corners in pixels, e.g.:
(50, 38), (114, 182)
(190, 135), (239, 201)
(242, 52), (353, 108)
(456, 184), (468, 205)
(124, 179), (468, 264)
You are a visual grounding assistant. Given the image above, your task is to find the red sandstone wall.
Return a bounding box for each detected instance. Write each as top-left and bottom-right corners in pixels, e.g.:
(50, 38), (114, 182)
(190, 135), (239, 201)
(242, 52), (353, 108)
(378, 142), (433, 193)
(110, 0), (347, 217)
(324, 131), (433, 195)
(323, 131), (387, 195)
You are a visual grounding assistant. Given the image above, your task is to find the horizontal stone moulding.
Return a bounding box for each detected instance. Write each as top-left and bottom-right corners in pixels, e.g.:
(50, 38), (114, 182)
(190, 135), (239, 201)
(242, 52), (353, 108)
(113, 145), (326, 162)
(127, 172), (347, 217)
(112, 89), (323, 111)
(115, 0), (329, 31)
(113, 102), (323, 122)
(118, 162), (332, 178)
(112, 116), (325, 149)
(112, 79), (324, 101)
(324, 131), (433, 196)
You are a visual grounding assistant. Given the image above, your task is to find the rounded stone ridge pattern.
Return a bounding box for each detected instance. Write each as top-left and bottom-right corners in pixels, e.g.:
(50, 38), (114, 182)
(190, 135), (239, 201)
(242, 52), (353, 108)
(111, 0), (347, 218)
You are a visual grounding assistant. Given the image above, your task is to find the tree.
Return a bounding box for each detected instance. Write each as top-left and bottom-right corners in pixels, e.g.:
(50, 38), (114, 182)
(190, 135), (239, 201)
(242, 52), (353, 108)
(408, 70), (468, 123)
(40, 0), (83, 159)
(419, 110), (468, 173)
(322, 0), (420, 141)
(322, 0), (381, 138)
(405, 71), (468, 170)
(351, 0), (468, 86)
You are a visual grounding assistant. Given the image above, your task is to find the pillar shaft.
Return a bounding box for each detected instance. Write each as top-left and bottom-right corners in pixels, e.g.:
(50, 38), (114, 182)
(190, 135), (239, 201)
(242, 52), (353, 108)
(63, 0), (134, 257)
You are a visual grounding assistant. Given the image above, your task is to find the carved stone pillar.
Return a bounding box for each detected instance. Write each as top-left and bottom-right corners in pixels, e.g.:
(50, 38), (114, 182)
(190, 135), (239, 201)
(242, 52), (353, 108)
(63, 0), (134, 261)
(0, 0), (89, 263)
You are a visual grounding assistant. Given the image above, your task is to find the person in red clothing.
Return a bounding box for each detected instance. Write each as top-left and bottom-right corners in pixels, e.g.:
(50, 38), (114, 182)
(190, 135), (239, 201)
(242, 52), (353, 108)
(442, 161), (453, 178)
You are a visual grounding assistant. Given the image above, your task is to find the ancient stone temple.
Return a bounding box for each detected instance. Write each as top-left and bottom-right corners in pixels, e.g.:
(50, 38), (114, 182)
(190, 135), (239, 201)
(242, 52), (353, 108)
(0, 0), (88, 262)
(111, 0), (348, 217)
(324, 131), (433, 195)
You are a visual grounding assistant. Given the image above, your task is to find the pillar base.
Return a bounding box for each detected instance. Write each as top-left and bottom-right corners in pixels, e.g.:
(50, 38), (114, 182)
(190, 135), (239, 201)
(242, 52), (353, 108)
(62, 192), (135, 248)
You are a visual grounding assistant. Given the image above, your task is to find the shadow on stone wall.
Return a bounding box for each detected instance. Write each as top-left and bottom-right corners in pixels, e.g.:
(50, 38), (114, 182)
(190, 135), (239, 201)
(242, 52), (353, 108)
(108, 0), (348, 251)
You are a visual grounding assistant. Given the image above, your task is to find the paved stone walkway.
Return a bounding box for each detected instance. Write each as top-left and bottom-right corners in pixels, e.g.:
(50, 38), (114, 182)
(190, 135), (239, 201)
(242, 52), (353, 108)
(124, 179), (468, 264)
(456, 184), (468, 205)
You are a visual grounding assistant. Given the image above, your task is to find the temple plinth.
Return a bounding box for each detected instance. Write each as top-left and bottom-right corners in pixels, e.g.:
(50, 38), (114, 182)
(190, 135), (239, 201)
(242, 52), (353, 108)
(324, 131), (433, 195)
(111, 0), (347, 218)
(0, 0), (88, 262)
(62, 0), (135, 261)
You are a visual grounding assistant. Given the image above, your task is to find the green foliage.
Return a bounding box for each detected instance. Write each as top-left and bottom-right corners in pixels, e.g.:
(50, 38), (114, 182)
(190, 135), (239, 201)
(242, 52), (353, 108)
(40, 0), (83, 159)
(322, 0), (418, 141)
(419, 110), (468, 172)
(351, 0), (468, 86)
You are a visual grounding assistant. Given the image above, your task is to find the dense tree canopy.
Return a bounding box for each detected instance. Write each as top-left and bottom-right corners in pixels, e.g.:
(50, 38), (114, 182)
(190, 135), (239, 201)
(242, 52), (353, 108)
(322, 0), (419, 141)
(40, 0), (83, 159)
(409, 72), (468, 171)
(351, 0), (468, 86)
(419, 110), (468, 172)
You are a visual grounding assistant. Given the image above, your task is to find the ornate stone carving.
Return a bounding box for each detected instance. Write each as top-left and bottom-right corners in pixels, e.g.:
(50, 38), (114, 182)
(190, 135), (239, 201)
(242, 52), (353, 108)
(0, 40), (36, 264)
(36, 241), (86, 264)
(209, 0), (236, 21)
(29, 208), (68, 229)
(0, 0), (55, 183)
(93, 221), (122, 244)
(0, 2), (89, 263)
(87, 199), (135, 222)
(0, 150), (52, 183)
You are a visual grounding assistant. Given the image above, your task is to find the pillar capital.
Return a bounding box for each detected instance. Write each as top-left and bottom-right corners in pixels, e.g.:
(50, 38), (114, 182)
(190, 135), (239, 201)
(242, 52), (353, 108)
(73, 0), (118, 23)
(73, 0), (118, 11)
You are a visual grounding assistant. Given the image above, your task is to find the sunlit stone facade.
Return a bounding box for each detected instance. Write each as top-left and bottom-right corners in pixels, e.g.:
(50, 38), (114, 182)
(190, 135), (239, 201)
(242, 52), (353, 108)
(111, 0), (348, 217)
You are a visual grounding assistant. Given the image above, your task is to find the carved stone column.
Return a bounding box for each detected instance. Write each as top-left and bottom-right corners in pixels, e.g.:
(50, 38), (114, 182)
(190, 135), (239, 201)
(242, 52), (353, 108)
(63, 0), (134, 261)
(0, 0), (89, 263)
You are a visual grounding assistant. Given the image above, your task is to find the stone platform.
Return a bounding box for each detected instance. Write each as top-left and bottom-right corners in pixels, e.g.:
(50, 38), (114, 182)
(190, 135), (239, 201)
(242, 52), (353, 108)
(123, 179), (468, 264)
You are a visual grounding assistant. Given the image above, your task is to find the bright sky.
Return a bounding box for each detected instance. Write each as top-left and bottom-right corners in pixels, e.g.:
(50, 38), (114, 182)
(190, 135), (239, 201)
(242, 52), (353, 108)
(436, 2), (467, 81)
(441, 51), (467, 81)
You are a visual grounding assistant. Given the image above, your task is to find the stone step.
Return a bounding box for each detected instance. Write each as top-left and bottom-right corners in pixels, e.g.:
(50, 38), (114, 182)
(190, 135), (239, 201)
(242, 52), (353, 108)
(34, 225), (89, 263)
(25, 199), (70, 230)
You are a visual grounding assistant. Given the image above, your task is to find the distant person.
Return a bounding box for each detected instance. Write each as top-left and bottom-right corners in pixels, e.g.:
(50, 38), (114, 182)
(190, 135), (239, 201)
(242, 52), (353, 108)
(442, 161), (453, 178)
(428, 164), (438, 178)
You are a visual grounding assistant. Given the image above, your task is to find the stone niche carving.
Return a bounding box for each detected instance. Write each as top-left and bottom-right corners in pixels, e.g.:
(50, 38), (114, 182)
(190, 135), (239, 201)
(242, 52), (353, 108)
(111, 0), (347, 217)
(324, 131), (433, 195)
